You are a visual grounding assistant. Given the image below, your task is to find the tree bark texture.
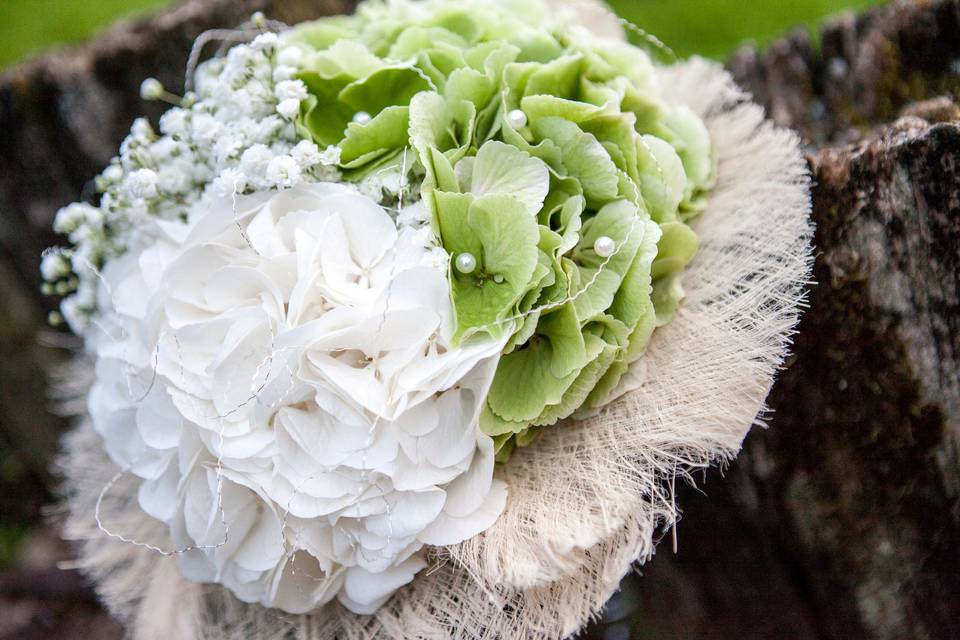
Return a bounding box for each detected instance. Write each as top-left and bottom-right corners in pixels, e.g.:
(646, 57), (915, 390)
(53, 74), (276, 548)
(597, 3), (960, 639)
(0, 1), (957, 638)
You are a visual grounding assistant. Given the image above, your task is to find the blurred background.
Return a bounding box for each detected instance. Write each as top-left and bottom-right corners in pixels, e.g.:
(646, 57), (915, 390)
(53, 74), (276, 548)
(1, 1), (957, 639)
(0, 0), (882, 67)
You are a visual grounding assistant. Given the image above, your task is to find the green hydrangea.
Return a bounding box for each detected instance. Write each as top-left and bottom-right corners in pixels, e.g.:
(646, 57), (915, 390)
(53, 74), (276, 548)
(287, 0), (714, 461)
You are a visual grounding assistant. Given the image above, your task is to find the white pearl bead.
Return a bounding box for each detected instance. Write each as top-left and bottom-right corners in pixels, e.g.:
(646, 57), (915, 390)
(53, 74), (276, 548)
(594, 235), (616, 258)
(507, 109), (528, 129)
(139, 78), (164, 101)
(454, 252), (477, 274)
(493, 274), (505, 284)
(352, 111), (372, 125)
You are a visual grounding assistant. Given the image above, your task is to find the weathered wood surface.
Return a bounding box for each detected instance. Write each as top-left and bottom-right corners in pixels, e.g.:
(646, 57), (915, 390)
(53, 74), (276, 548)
(608, 2), (960, 639)
(0, 1), (957, 638)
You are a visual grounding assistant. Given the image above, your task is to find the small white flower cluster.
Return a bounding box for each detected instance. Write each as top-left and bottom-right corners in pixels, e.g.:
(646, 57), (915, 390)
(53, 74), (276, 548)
(44, 33), (341, 333)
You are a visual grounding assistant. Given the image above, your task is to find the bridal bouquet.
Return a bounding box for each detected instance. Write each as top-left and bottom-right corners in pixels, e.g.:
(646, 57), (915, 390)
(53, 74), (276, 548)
(47, 0), (812, 637)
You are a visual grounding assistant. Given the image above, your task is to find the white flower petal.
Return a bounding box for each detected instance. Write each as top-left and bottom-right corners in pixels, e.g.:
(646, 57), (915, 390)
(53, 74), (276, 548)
(417, 479), (508, 546)
(338, 555), (426, 614)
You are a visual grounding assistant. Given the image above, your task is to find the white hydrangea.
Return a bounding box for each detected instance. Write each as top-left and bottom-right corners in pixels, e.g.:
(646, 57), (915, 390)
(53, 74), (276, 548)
(87, 184), (507, 614)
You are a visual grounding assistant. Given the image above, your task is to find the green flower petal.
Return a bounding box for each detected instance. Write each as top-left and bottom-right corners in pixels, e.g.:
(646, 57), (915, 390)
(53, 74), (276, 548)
(652, 273), (686, 327)
(664, 105), (714, 192)
(651, 221), (698, 280)
(339, 105), (410, 169)
(637, 134), (687, 223)
(538, 301), (587, 379)
(298, 72), (355, 146)
(457, 141), (550, 215)
(524, 54), (583, 99)
(486, 332), (577, 422)
(388, 26), (468, 60)
(520, 95), (608, 125)
(442, 193), (541, 340)
(533, 329), (618, 426)
(613, 219), (662, 361)
(531, 117), (619, 207)
(571, 199), (646, 321)
(303, 39), (382, 78)
(286, 17), (356, 51)
(339, 65), (433, 114)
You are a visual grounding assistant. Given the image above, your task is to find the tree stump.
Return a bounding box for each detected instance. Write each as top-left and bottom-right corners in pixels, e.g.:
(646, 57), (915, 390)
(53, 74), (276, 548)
(601, 3), (960, 639)
(0, 1), (957, 638)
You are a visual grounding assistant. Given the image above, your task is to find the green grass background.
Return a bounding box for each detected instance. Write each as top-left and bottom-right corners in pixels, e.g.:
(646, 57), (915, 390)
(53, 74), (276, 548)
(0, 0), (883, 69)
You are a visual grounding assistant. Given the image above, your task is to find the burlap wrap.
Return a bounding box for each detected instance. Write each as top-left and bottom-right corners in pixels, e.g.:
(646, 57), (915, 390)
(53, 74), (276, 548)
(58, 28), (814, 640)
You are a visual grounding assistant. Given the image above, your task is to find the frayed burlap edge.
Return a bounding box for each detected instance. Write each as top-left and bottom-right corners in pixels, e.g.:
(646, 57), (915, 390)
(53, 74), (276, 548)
(58, 57), (814, 640)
